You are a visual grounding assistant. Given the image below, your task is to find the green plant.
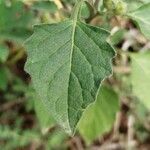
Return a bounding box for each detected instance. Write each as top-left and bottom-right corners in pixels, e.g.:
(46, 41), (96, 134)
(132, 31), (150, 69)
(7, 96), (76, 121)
(0, 0), (150, 148)
(24, 0), (150, 135)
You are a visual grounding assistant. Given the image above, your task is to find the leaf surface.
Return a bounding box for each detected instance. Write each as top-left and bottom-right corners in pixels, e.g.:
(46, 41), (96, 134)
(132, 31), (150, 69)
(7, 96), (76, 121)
(34, 95), (55, 129)
(125, 0), (149, 11)
(25, 19), (115, 134)
(128, 3), (150, 39)
(0, 0), (34, 42)
(78, 86), (119, 143)
(32, 1), (57, 13)
(131, 52), (150, 110)
(0, 0), (33, 30)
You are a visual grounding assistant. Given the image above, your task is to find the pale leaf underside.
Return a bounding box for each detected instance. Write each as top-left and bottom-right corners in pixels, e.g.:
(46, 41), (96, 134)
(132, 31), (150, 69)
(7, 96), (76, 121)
(25, 20), (115, 134)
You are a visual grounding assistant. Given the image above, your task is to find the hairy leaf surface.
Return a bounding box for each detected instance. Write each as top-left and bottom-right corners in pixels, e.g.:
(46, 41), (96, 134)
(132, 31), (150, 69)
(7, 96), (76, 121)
(25, 19), (115, 133)
(34, 95), (55, 129)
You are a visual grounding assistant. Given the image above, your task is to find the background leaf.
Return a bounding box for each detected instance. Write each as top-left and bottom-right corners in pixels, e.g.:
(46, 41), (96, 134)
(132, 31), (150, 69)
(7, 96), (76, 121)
(0, 0), (34, 42)
(78, 86), (119, 143)
(32, 1), (58, 13)
(127, 3), (150, 40)
(130, 52), (150, 110)
(125, 0), (149, 11)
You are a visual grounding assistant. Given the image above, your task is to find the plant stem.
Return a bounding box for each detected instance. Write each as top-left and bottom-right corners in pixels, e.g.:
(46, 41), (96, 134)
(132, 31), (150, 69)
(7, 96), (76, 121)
(71, 0), (84, 21)
(94, 0), (100, 10)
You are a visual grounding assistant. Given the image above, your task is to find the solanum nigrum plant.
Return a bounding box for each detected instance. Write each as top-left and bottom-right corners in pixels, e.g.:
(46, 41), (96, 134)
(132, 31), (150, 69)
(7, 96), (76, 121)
(24, 0), (150, 134)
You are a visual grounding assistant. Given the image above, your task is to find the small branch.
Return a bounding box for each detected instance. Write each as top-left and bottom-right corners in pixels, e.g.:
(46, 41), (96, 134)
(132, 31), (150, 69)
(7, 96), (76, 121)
(73, 136), (84, 150)
(94, 0), (100, 10)
(113, 66), (131, 74)
(94, 142), (125, 150)
(54, 0), (63, 9)
(71, 0), (84, 21)
(127, 115), (137, 149)
(7, 47), (25, 65)
(113, 112), (121, 140)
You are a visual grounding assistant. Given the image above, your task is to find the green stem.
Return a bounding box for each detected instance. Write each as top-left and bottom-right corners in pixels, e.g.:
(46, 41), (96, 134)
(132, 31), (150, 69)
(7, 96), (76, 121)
(71, 0), (84, 21)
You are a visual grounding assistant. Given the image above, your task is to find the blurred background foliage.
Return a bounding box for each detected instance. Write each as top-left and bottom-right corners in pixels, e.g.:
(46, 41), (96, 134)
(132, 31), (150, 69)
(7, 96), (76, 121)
(0, 0), (150, 149)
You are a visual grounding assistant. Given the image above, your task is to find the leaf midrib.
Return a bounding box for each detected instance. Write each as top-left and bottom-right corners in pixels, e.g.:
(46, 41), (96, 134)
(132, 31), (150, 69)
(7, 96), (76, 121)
(67, 17), (78, 130)
(67, 0), (83, 130)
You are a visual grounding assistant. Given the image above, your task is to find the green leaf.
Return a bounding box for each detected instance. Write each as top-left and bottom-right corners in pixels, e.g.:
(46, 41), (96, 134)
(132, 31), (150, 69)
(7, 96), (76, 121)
(34, 96), (55, 129)
(0, 45), (9, 63)
(0, 0), (34, 42)
(0, 28), (33, 44)
(0, 0), (33, 30)
(125, 0), (149, 11)
(78, 86), (119, 143)
(25, 17), (115, 133)
(81, 2), (91, 19)
(32, 1), (57, 13)
(127, 3), (150, 40)
(131, 52), (150, 110)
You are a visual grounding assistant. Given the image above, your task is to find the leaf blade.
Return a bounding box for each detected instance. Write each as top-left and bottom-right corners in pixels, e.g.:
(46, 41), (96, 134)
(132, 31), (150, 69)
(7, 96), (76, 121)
(25, 20), (115, 134)
(127, 3), (150, 39)
(78, 86), (119, 143)
(130, 52), (150, 110)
